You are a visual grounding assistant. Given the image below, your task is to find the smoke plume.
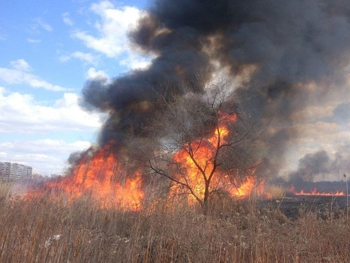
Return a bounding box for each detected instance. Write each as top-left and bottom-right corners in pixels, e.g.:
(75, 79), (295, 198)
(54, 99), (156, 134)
(80, 0), (350, 178)
(283, 145), (350, 192)
(289, 150), (332, 182)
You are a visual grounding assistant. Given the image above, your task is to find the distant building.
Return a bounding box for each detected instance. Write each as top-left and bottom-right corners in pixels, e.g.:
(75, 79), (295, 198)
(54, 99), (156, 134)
(0, 162), (33, 181)
(50, 174), (62, 178)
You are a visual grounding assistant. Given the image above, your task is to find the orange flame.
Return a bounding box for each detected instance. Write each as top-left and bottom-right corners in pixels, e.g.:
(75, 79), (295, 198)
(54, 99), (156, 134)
(28, 142), (144, 211)
(170, 112), (262, 203)
(231, 176), (264, 197)
(26, 111), (266, 210)
(288, 185), (348, 197)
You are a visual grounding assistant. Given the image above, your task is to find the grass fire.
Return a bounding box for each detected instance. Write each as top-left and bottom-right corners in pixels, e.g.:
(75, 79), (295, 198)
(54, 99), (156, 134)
(3, 0), (350, 262)
(25, 100), (265, 212)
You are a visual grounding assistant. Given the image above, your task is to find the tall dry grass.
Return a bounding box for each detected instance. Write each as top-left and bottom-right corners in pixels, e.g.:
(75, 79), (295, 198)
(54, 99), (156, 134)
(0, 182), (350, 263)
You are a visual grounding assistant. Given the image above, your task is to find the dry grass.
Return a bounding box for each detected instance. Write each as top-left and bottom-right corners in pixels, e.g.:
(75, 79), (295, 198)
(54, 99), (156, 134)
(1, 182), (350, 263)
(264, 184), (286, 199)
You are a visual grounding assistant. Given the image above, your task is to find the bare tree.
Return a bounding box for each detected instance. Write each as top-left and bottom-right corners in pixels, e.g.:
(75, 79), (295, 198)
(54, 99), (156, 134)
(132, 82), (262, 213)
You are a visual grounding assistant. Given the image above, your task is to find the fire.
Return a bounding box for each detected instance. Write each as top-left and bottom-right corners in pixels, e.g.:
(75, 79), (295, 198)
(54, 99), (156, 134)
(170, 112), (262, 204)
(26, 111), (264, 210)
(294, 190), (346, 196)
(231, 176), (263, 197)
(28, 142), (144, 211)
(288, 185), (348, 197)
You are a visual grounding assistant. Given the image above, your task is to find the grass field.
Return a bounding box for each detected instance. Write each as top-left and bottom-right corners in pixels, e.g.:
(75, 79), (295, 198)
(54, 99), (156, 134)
(1, 181), (350, 263)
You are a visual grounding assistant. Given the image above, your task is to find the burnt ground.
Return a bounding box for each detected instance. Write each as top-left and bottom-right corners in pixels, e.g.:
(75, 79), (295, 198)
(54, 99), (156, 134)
(261, 195), (350, 220)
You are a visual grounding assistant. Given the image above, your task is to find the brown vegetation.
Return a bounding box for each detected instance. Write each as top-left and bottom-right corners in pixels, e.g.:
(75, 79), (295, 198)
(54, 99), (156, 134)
(1, 182), (350, 263)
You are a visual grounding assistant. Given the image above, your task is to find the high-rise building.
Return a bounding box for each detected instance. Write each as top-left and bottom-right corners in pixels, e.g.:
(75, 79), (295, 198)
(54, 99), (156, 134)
(0, 162), (33, 181)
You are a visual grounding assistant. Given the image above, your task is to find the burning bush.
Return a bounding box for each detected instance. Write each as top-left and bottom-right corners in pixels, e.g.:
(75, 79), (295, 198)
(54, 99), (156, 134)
(136, 88), (264, 213)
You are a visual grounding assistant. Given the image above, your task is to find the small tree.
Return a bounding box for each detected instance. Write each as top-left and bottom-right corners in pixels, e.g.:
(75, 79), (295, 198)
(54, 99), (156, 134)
(134, 83), (261, 214)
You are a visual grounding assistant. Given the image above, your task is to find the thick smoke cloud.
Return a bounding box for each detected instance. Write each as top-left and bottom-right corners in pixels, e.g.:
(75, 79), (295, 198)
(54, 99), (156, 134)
(81, 0), (350, 177)
(287, 147), (350, 191)
(289, 150), (332, 182)
(82, 32), (212, 146)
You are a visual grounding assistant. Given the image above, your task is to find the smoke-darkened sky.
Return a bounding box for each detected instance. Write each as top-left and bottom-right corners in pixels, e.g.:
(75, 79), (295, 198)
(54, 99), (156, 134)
(1, 0), (350, 178)
(81, 0), (350, 181)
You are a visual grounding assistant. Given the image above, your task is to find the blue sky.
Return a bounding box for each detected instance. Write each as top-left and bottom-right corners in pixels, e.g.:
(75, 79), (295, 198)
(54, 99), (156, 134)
(0, 0), (149, 175)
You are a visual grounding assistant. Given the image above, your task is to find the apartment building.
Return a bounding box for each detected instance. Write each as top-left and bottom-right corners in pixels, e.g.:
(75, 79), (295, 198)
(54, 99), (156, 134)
(0, 162), (33, 181)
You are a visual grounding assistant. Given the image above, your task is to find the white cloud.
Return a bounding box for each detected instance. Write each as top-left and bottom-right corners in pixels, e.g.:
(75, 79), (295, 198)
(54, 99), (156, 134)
(0, 88), (103, 133)
(58, 55), (71, 62)
(0, 139), (91, 156)
(72, 1), (148, 64)
(62, 12), (74, 26)
(0, 62), (69, 91)
(86, 67), (109, 80)
(0, 139), (92, 175)
(27, 38), (41, 43)
(34, 18), (53, 32)
(0, 87), (104, 175)
(10, 59), (32, 72)
(120, 54), (151, 70)
(72, 51), (96, 64)
(59, 51), (98, 65)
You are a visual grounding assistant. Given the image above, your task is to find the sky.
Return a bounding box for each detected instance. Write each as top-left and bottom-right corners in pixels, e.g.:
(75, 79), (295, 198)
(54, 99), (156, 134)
(1, 0), (350, 181)
(0, 0), (149, 175)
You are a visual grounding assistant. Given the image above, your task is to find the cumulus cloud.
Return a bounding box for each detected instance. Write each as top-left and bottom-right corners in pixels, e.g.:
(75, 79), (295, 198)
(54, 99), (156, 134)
(0, 87), (103, 133)
(10, 59), (31, 72)
(0, 139), (92, 175)
(62, 12), (74, 26)
(72, 1), (140, 57)
(86, 67), (109, 81)
(72, 0), (151, 69)
(0, 61), (69, 91)
(0, 88), (104, 174)
(120, 53), (151, 70)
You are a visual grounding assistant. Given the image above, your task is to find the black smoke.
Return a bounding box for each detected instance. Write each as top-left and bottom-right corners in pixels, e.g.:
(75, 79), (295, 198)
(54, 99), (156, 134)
(80, 0), (350, 177)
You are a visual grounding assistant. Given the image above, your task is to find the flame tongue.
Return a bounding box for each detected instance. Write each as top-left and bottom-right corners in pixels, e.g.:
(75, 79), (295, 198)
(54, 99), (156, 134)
(294, 190), (346, 197)
(288, 185), (348, 197)
(27, 111), (265, 210)
(47, 143), (144, 210)
(231, 176), (257, 197)
(170, 112), (262, 203)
